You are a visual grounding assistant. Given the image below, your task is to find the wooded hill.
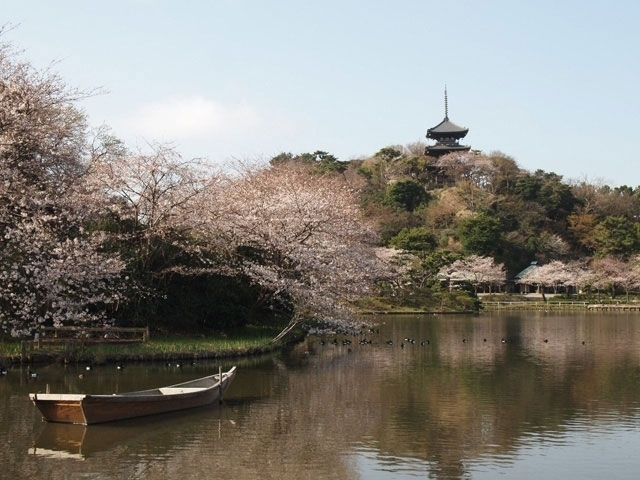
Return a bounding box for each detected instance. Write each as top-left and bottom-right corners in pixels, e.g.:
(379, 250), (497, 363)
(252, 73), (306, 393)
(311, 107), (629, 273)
(331, 145), (639, 275)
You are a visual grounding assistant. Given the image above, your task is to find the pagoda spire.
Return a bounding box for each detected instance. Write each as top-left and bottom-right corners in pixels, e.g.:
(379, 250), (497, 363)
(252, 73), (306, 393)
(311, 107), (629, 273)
(444, 85), (448, 120)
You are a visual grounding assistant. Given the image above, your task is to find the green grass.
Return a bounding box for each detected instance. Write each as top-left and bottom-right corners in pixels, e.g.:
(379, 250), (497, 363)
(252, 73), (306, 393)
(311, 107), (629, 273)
(0, 323), (289, 364)
(355, 293), (478, 313)
(0, 340), (21, 358)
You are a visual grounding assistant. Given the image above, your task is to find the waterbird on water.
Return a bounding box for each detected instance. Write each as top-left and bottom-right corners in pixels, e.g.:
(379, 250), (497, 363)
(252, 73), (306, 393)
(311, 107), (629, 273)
(0, 367), (7, 376)
(462, 338), (468, 343)
(501, 338), (507, 344)
(544, 339), (549, 343)
(116, 363), (124, 370)
(28, 369), (37, 378)
(85, 365), (92, 371)
(386, 340), (393, 345)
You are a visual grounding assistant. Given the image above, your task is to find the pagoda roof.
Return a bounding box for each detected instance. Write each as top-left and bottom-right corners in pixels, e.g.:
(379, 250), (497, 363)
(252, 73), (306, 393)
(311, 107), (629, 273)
(428, 117), (469, 135)
(426, 144), (470, 153)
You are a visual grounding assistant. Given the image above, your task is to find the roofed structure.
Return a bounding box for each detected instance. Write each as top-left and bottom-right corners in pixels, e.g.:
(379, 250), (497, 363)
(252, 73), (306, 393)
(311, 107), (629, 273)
(514, 261), (539, 281)
(426, 87), (471, 157)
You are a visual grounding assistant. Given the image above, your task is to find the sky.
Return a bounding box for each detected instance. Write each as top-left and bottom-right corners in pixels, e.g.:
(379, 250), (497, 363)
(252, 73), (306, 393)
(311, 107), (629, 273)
(4, 0), (639, 185)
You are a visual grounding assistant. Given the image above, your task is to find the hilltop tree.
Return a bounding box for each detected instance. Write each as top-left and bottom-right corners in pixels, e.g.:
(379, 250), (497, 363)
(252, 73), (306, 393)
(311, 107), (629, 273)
(457, 213), (504, 256)
(592, 216), (640, 258)
(435, 152), (498, 189)
(389, 227), (437, 253)
(386, 179), (429, 211)
(516, 170), (577, 220)
(270, 150), (348, 173)
(568, 212), (599, 252)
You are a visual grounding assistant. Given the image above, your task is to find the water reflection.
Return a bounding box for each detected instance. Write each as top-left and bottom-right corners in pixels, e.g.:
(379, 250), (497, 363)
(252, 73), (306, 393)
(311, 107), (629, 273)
(2, 313), (640, 479)
(29, 405), (238, 460)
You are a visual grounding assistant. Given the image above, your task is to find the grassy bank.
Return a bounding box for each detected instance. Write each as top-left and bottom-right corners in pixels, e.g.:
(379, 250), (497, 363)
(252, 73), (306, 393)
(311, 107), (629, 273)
(0, 324), (297, 365)
(355, 293), (479, 314)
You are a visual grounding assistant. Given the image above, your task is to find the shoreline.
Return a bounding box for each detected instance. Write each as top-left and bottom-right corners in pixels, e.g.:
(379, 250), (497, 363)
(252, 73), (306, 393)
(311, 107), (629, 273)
(357, 310), (476, 315)
(0, 333), (304, 367)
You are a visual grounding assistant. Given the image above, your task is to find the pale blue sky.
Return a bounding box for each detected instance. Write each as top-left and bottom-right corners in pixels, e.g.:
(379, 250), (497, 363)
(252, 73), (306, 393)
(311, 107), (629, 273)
(5, 1), (639, 185)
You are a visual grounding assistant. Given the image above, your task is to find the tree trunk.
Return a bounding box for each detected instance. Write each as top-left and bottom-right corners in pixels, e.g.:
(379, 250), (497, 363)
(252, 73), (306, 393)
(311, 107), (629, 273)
(271, 317), (300, 344)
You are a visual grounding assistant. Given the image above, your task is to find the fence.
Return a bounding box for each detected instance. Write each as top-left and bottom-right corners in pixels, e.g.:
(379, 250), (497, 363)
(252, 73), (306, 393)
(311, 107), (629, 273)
(482, 301), (588, 310)
(21, 326), (149, 362)
(483, 301), (640, 311)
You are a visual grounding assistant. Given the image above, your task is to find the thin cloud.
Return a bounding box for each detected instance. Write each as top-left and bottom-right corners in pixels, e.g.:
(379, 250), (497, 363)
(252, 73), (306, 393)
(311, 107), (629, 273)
(122, 96), (263, 140)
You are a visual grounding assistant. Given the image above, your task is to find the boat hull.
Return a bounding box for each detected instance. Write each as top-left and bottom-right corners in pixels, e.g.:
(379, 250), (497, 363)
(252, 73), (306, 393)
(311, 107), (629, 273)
(30, 367), (236, 425)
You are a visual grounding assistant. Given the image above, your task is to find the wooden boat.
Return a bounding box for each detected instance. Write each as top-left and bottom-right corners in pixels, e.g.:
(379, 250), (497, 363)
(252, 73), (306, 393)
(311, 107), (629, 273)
(29, 367), (236, 425)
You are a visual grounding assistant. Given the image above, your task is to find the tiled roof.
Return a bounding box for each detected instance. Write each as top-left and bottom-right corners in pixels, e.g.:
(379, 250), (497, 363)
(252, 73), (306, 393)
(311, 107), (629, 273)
(514, 261), (539, 280)
(428, 117), (469, 135)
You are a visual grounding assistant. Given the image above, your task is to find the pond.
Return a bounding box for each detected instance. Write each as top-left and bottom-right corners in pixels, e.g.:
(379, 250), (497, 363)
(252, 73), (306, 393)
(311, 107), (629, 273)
(2, 312), (640, 479)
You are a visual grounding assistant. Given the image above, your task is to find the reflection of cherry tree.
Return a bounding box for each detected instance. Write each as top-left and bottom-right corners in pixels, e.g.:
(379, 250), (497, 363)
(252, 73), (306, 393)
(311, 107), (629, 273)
(438, 255), (506, 294)
(197, 164), (392, 341)
(0, 41), (126, 336)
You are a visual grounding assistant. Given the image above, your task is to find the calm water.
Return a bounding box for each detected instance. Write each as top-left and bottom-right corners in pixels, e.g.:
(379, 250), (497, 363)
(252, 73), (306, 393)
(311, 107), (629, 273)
(2, 312), (640, 479)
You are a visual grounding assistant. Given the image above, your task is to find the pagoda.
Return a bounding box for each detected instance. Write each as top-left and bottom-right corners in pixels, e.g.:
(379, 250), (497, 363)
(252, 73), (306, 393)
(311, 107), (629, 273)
(425, 87), (471, 157)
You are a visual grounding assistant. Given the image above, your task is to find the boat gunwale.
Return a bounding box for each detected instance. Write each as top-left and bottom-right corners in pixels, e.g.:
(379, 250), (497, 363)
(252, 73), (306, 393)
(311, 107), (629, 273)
(30, 367), (236, 402)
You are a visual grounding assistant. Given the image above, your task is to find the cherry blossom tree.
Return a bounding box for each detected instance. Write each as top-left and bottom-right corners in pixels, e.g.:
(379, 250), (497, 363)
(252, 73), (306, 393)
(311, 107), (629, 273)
(591, 257), (640, 300)
(519, 260), (595, 299)
(436, 152), (498, 189)
(526, 261), (572, 294)
(195, 164), (392, 341)
(438, 255), (506, 294)
(564, 260), (595, 299)
(0, 39), (127, 336)
(85, 138), (212, 270)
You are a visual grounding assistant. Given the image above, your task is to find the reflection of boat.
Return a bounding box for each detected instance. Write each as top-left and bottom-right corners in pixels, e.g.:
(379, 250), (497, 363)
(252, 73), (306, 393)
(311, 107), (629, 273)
(29, 423), (87, 460)
(29, 403), (238, 460)
(29, 367), (236, 424)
